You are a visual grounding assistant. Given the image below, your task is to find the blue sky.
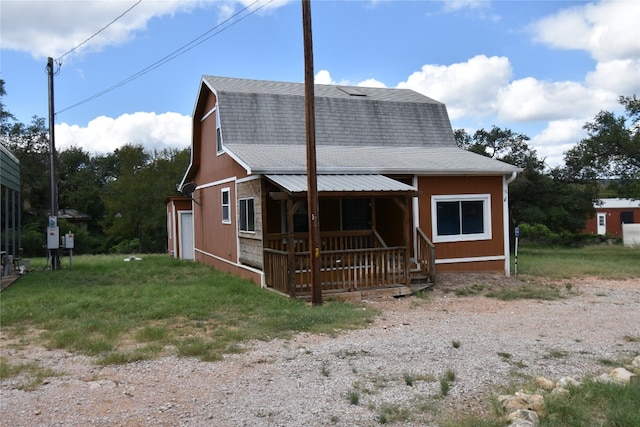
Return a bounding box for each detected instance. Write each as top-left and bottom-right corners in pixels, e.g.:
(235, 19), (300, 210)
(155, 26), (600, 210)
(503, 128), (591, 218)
(1, 0), (639, 167)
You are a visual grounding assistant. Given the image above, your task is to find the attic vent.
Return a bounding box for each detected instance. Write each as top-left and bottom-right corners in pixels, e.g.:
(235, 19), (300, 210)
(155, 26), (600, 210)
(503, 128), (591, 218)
(337, 86), (367, 97)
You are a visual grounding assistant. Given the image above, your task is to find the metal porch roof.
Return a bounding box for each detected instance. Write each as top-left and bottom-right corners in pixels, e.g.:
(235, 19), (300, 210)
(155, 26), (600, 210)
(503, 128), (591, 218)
(265, 174), (418, 196)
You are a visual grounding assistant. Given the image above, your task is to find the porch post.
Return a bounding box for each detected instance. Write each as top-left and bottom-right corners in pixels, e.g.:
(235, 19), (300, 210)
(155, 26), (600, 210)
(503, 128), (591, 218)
(403, 197), (411, 288)
(287, 198), (296, 297)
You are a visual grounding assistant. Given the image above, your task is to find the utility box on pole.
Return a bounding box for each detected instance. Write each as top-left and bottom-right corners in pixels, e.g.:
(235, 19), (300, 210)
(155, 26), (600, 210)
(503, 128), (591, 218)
(47, 227), (59, 249)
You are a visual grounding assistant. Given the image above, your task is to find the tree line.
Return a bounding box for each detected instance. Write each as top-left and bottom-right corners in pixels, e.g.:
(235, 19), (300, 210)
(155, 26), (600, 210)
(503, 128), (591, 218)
(2, 78), (638, 256)
(1, 80), (189, 256)
(455, 95), (639, 243)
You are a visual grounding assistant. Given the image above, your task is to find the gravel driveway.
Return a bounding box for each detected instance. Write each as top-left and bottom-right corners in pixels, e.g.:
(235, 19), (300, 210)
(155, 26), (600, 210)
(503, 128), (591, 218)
(2, 275), (639, 426)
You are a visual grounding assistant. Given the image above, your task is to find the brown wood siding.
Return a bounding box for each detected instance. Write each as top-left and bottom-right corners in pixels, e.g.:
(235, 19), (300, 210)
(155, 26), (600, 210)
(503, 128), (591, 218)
(417, 175), (505, 271)
(194, 185), (237, 264)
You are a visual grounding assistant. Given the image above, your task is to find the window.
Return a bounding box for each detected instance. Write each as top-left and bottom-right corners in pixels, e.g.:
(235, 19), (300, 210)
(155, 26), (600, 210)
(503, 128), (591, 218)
(239, 198), (255, 232)
(221, 188), (230, 224)
(216, 107), (223, 153)
(431, 194), (491, 243)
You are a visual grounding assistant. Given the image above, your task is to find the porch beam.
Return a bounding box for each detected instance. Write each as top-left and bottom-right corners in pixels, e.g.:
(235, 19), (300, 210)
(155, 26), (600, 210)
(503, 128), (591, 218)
(269, 191), (291, 200)
(272, 191), (419, 200)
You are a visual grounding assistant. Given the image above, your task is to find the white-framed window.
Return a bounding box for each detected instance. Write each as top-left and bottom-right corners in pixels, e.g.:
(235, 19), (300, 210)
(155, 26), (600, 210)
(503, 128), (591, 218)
(239, 198), (255, 232)
(431, 194), (492, 243)
(216, 106), (223, 153)
(221, 188), (231, 224)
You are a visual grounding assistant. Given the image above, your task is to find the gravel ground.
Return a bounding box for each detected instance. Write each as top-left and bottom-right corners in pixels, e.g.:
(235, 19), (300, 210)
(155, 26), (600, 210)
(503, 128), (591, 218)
(1, 274), (639, 426)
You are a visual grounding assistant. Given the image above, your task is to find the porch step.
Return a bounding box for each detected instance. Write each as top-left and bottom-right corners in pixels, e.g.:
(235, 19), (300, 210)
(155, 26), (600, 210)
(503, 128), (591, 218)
(409, 270), (433, 294)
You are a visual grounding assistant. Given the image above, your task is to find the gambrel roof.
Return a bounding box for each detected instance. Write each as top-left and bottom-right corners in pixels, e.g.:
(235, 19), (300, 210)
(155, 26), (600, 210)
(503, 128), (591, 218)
(183, 76), (521, 184)
(204, 75), (457, 149)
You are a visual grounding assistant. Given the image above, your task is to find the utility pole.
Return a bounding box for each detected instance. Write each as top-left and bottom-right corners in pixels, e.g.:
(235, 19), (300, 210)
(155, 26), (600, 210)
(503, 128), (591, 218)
(47, 57), (60, 270)
(302, 0), (322, 305)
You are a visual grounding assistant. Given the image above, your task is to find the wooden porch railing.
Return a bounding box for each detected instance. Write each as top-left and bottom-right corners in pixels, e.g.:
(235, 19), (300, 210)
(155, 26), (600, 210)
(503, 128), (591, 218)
(415, 227), (436, 285)
(264, 231), (406, 297)
(265, 230), (383, 252)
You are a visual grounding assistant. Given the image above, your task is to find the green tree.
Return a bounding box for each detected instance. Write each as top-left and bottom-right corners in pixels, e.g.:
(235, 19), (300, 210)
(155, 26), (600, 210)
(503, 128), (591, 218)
(0, 79), (16, 134)
(455, 126), (545, 171)
(455, 127), (595, 234)
(101, 144), (189, 253)
(3, 117), (51, 224)
(57, 146), (106, 234)
(564, 95), (640, 199)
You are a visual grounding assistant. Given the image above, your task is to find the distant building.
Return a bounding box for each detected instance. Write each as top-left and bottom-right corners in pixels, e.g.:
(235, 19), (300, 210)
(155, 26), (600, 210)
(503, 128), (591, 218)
(583, 198), (640, 238)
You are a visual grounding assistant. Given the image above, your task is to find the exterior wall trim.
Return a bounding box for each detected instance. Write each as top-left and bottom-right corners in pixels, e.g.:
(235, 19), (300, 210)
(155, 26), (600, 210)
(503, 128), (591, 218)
(201, 105), (216, 122)
(503, 172), (516, 276)
(436, 255), (506, 264)
(222, 147), (252, 174)
(237, 175), (261, 184)
(194, 248), (265, 287)
(196, 176), (236, 190)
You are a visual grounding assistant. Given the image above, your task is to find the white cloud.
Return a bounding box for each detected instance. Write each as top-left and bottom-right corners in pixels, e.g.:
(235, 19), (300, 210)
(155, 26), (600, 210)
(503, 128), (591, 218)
(530, 119), (588, 167)
(314, 70), (338, 85)
(397, 55), (512, 120)
(531, 0), (640, 62)
(357, 78), (387, 88)
(0, 0), (292, 60)
(314, 70), (385, 88)
(585, 59), (640, 96)
(496, 77), (615, 122)
(0, 1), (195, 59)
(55, 112), (191, 154)
(442, 0), (486, 12)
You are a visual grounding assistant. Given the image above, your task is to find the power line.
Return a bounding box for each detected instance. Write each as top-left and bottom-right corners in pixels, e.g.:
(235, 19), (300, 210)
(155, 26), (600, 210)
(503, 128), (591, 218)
(56, 0), (272, 117)
(56, 0), (143, 63)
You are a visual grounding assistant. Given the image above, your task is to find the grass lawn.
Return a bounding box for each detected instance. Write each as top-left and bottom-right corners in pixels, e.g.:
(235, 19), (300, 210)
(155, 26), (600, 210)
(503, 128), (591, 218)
(0, 254), (377, 364)
(2, 247), (638, 425)
(514, 244), (640, 279)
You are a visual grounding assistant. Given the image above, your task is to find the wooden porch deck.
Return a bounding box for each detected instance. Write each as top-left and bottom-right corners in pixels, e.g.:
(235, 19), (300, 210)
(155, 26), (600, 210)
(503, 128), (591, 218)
(264, 230), (435, 299)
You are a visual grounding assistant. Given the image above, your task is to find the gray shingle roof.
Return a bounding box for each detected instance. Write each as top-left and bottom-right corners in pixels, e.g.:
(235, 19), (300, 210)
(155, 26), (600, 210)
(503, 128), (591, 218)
(204, 76), (456, 148)
(201, 76), (521, 175)
(227, 144), (520, 175)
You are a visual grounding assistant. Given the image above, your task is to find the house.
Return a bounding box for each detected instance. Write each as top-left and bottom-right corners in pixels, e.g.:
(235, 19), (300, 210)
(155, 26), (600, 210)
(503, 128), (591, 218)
(165, 195), (194, 260)
(176, 76), (521, 298)
(56, 209), (92, 230)
(583, 198), (640, 238)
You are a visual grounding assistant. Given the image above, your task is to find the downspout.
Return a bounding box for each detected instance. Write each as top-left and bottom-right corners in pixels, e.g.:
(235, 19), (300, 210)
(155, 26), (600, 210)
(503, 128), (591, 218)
(503, 171), (518, 276)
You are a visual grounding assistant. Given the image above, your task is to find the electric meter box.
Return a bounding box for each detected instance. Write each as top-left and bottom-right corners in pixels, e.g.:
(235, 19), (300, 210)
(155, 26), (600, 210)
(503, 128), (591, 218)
(64, 233), (74, 249)
(47, 227), (60, 249)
